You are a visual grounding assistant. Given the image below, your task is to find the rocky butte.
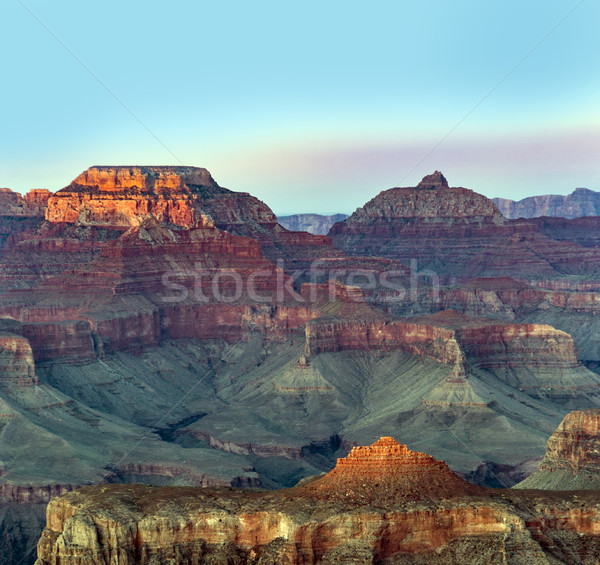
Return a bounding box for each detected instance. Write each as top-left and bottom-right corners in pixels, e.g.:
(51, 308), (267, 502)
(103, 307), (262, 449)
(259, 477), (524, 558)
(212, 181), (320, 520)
(44, 166), (273, 228)
(35, 437), (600, 565)
(329, 171), (600, 279)
(516, 409), (600, 490)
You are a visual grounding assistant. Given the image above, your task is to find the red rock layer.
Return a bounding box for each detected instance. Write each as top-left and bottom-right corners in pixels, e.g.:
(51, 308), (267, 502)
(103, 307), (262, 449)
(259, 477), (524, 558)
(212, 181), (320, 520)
(45, 166), (276, 229)
(0, 219), (325, 356)
(305, 313), (578, 371)
(0, 318), (96, 365)
(302, 437), (480, 503)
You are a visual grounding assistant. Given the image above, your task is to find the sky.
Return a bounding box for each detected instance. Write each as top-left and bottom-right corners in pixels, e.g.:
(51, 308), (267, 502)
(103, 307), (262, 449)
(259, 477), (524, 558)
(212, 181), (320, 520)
(1, 0), (599, 215)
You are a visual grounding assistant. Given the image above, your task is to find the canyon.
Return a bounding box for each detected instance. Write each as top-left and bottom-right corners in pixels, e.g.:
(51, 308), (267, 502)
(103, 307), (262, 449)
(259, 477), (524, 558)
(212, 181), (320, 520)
(1, 167), (600, 563)
(35, 437), (600, 564)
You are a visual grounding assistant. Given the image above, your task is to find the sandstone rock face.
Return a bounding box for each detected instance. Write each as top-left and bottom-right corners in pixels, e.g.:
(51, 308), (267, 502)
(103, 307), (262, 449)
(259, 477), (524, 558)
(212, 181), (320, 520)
(35, 438), (600, 565)
(493, 187), (600, 219)
(278, 213), (349, 235)
(24, 189), (52, 213)
(0, 317), (96, 365)
(305, 312), (579, 373)
(516, 409), (600, 489)
(544, 410), (600, 471)
(0, 188), (49, 250)
(305, 318), (457, 360)
(301, 436), (481, 503)
(0, 188), (50, 217)
(46, 166), (277, 229)
(0, 331), (37, 386)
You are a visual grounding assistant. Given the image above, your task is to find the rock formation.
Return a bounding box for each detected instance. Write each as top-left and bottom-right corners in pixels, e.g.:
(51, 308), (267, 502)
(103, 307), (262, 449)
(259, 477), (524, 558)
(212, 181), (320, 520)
(0, 331), (38, 386)
(0, 188), (50, 217)
(0, 188), (49, 249)
(305, 310), (585, 390)
(329, 172), (600, 279)
(337, 170), (504, 225)
(301, 436), (481, 503)
(45, 166), (268, 228)
(3, 166), (600, 563)
(493, 187), (600, 219)
(516, 409), (600, 489)
(35, 437), (600, 565)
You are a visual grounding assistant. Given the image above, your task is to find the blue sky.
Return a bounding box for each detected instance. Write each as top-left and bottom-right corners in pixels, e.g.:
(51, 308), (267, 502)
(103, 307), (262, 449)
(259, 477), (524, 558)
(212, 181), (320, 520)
(1, 1), (598, 214)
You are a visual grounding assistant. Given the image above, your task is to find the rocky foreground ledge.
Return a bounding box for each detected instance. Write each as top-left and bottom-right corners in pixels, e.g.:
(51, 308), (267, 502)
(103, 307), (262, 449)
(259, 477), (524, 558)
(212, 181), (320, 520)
(35, 438), (600, 564)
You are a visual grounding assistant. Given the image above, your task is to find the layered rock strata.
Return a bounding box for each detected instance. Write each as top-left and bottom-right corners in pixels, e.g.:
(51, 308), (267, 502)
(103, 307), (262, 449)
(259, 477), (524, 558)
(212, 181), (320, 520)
(0, 188), (50, 217)
(329, 172), (600, 278)
(35, 437), (600, 564)
(0, 188), (50, 249)
(0, 331), (38, 386)
(305, 311), (578, 371)
(516, 409), (600, 489)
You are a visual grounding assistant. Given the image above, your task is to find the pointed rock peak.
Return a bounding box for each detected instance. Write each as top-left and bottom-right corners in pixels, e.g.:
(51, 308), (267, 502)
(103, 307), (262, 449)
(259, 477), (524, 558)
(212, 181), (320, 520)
(301, 435), (481, 501)
(417, 170), (449, 189)
(371, 436), (402, 448)
(337, 436), (432, 468)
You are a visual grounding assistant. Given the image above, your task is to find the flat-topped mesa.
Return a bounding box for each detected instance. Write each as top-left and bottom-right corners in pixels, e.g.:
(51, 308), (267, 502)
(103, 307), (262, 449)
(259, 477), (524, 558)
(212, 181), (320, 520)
(72, 166), (218, 192)
(302, 436), (481, 502)
(45, 166), (278, 229)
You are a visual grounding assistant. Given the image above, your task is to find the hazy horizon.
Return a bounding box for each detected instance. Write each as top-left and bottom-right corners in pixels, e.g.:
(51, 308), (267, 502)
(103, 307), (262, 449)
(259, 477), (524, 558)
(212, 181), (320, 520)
(2, 1), (598, 215)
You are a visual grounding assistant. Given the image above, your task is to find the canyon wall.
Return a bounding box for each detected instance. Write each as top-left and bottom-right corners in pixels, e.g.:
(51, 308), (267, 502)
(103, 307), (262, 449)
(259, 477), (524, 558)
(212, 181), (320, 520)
(517, 409), (600, 490)
(35, 438), (600, 564)
(45, 166), (277, 230)
(305, 315), (579, 372)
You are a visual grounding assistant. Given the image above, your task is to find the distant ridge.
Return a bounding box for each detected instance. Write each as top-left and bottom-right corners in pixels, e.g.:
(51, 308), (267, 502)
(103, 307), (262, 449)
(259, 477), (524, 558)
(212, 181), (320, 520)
(278, 213), (348, 234)
(493, 187), (600, 219)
